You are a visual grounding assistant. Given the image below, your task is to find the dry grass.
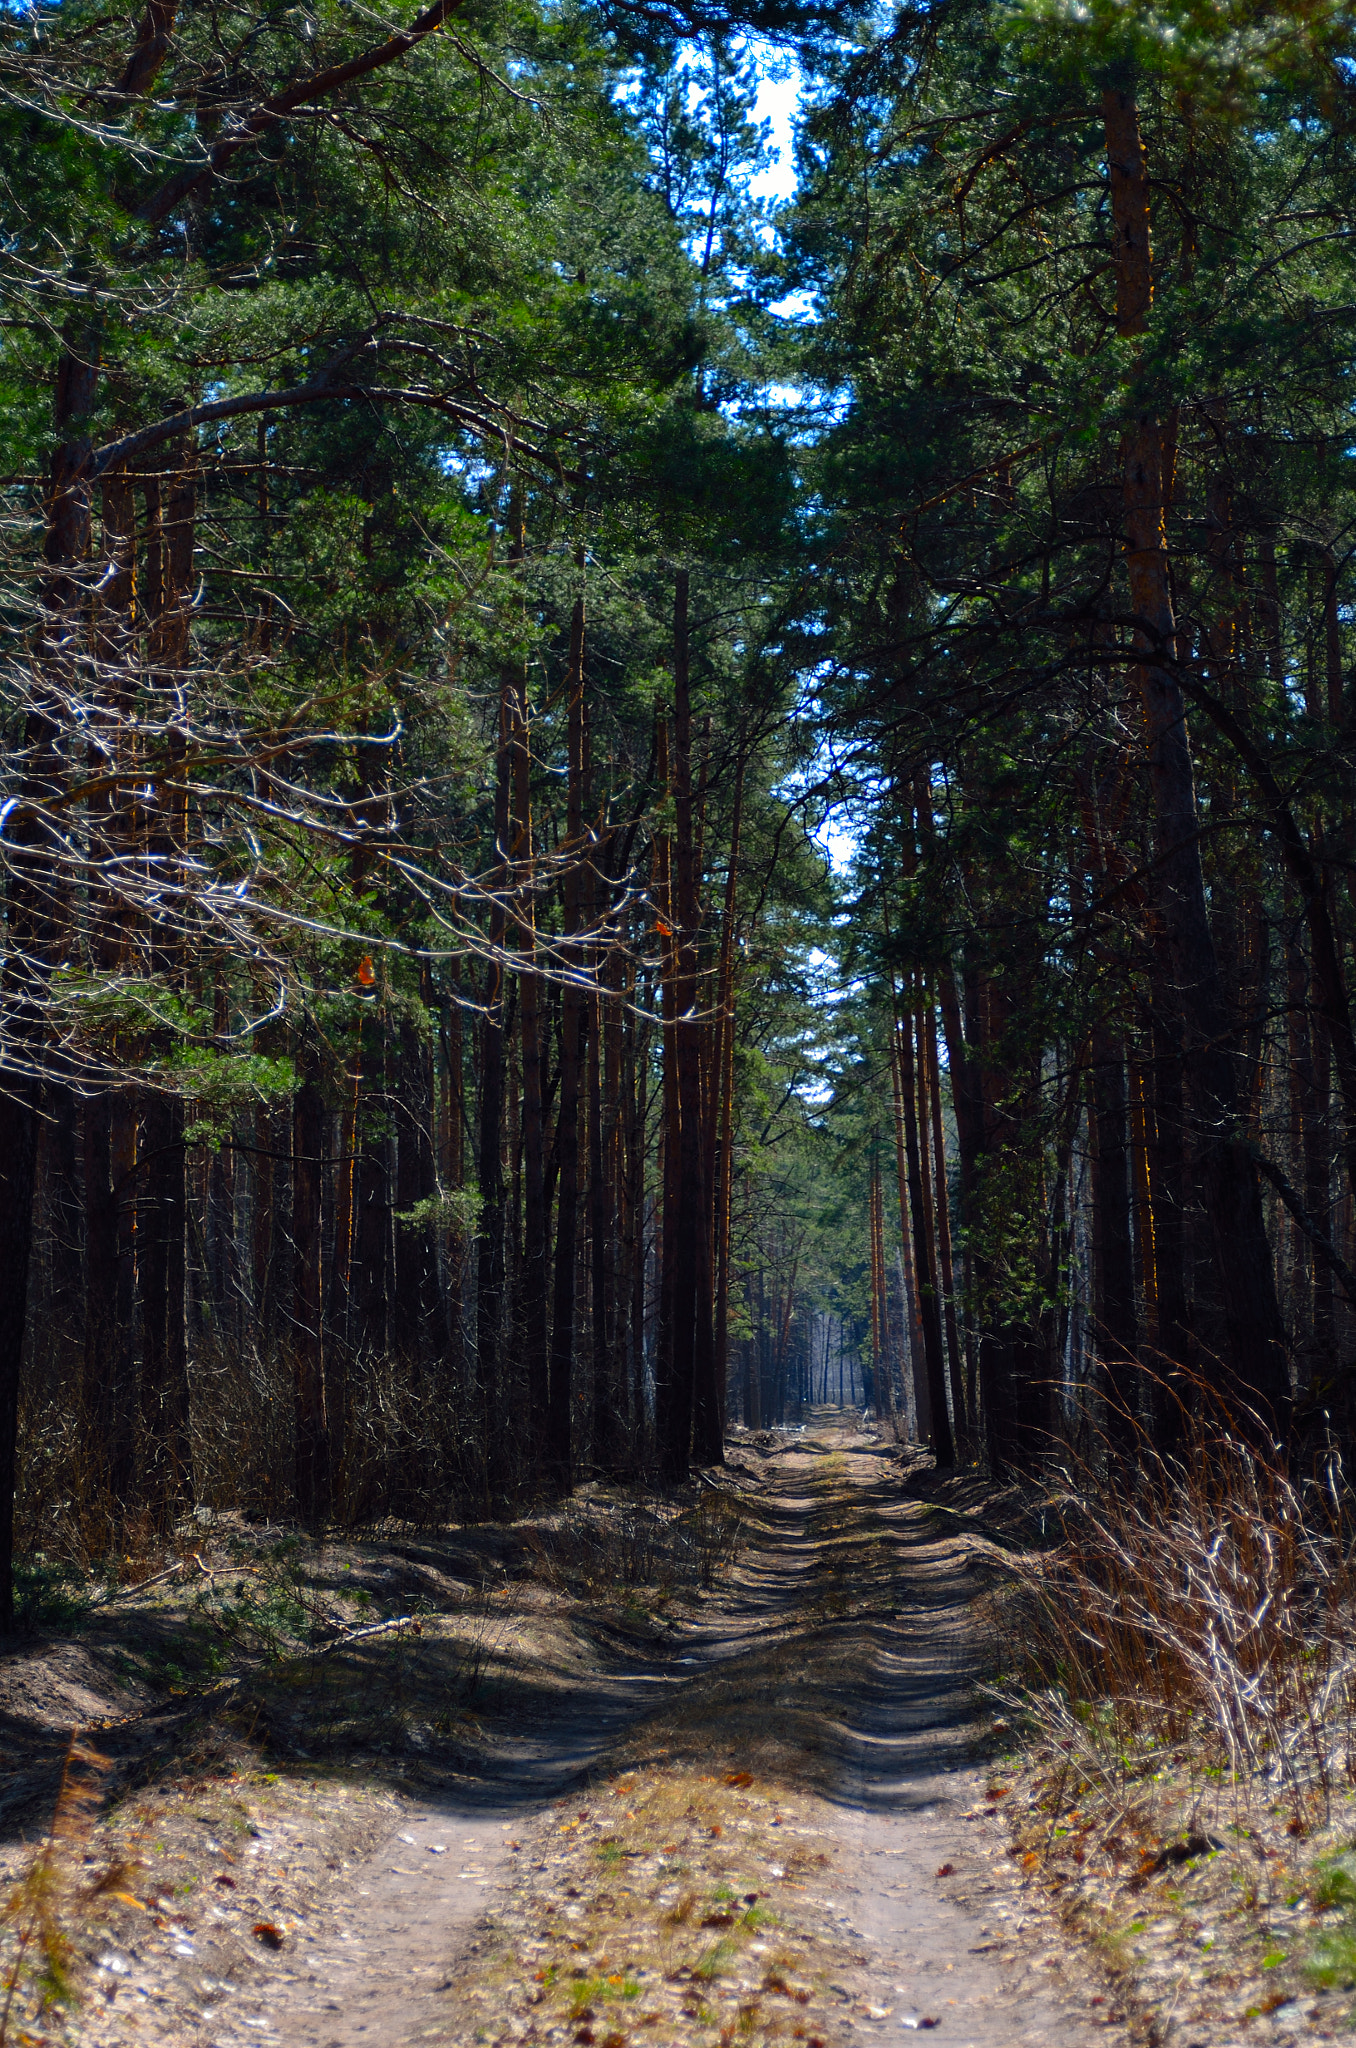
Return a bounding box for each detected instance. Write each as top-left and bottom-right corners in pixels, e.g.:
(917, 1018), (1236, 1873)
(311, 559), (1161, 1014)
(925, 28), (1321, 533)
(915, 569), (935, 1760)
(981, 1421), (1356, 2041)
(990, 1433), (1356, 1817)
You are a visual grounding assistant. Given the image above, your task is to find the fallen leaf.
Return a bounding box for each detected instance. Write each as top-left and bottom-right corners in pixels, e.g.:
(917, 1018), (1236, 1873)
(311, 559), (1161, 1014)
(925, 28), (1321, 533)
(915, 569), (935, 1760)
(110, 1893), (146, 1912)
(724, 1771), (753, 1788)
(252, 1923), (285, 1950)
(936, 1864), (955, 1878)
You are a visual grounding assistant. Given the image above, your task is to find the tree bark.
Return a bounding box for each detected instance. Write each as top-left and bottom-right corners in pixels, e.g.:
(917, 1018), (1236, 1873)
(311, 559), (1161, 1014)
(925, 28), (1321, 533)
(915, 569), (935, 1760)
(710, 758), (745, 1433)
(477, 682), (511, 1503)
(1089, 1028), (1139, 1454)
(896, 987), (953, 1464)
(548, 593), (587, 1495)
(0, 315), (101, 1624)
(924, 1003), (967, 1442)
(293, 1074), (328, 1523)
(1102, 85), (1291, 1441)
(654, 712), (683, 1475)
(673, 575), (720, 1468)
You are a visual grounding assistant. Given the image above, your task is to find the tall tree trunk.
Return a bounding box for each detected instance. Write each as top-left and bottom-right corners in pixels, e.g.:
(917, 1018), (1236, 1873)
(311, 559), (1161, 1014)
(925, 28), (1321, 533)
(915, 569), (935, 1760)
(1102, 85), (1290, 1441)
(1089, 1027), (1139, 1455)
(710, 759), (744, 1433)
(654, 712), (683, 1475)
(869, 1158), (890, 1421)
(138, 1089), (190, 1526)
(441, 997), (466, 1373)
(136, 444), (196, 1528)
(354, 1041), (392, 1361)
(672, 575), (720, 1469)
(83, 1093), (118, 1470)
(924, 1004), (967, 1442)
(589, 915), (622, 1473)
(1148, 985), (1193, 1448)
(888, 1019), (930, 1439)
(293, 1073), (328, 1523)
(328, 1039), (359, 1351)
(477, 682), (512, 1503)
(1128, 1051), (1158, 1362)
(627, 978), (650, 1457)
(548, 593), (587, 1495)
(0, 318), (101, 1624)
(510, 676), (550, 1483)
(896, 986), (954, 1464)
(84, 466), (139, 1501)
(393, 1013), (440, 1364)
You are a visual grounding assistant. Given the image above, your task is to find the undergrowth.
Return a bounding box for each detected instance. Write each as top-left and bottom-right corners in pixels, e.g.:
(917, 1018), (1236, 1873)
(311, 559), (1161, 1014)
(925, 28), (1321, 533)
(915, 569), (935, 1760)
(988, 1424), (1356, 1824)
(983, 1412), (1356, 2033)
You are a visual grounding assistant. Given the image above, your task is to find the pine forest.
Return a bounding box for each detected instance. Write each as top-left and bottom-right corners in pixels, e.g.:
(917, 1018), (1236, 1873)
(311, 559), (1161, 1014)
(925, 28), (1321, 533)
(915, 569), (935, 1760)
(20, 0), (1356, 2036)
(12, 0), (1356, 1577)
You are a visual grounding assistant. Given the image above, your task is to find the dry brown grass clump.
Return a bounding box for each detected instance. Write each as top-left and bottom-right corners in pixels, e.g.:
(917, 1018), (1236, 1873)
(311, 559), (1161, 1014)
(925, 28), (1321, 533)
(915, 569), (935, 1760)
(992, 1432), (1356, 1816)
(983, 1423), (1356, 2041)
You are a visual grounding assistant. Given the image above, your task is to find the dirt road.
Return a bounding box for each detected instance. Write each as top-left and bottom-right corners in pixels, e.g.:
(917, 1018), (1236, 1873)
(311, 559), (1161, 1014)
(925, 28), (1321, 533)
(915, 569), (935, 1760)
(248, 1421), (1113, 2048)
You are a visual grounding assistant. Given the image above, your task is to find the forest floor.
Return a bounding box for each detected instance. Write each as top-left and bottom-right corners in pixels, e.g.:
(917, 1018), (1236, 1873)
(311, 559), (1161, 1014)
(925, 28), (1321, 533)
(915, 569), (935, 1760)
(3, 1414), (1296, 2048)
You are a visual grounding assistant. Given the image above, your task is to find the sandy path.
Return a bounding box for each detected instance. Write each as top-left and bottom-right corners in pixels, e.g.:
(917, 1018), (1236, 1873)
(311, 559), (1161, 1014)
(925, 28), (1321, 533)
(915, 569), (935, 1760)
(252, 1663), (674, 2048)
(819, 1432), (1097, 2045)
(256, 1420), (1106, 2048)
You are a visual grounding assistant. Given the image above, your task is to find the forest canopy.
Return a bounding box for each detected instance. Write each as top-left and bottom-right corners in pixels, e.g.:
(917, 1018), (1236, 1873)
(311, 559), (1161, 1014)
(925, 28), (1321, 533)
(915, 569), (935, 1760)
(4, 0), (1356, 1622)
